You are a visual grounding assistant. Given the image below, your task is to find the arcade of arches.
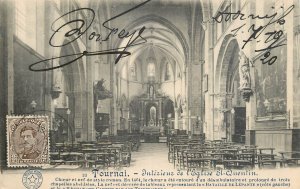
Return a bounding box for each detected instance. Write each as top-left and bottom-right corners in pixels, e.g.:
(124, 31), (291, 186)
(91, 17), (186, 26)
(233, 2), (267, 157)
(1, 0), (300, 167)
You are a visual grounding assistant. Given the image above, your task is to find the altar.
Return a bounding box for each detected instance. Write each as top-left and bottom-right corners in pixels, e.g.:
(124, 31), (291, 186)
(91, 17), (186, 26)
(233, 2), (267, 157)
(143, 126), (160, 143)
(128, 82), (175, 142)
(143, 126), (160, 135)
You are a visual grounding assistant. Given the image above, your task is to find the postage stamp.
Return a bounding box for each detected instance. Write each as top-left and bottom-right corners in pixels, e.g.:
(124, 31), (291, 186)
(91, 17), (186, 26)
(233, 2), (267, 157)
(6, 115), (50, 167)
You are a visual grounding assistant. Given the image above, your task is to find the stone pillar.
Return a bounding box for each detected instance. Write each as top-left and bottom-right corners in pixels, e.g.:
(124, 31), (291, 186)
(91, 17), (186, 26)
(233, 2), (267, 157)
(140, 102), (144, 127)
(123, 108), (129, 130)
(114, 72), (120, 135)
(158, 100), (162, 125)
(86, 26), (97, 141)
(182, 102), (187, 131)
(247, 63), (256, 131)
(226, 96), (233, 142)
(238, 51), (255, 134)
(5, 0), (14, 115)
(218, 96), (227, 139)
(174, 108), (179, 130)
(74, 92), (83, 141)
(188, 110), (192, 134)
(115, 104), (120, 133)
(0, 0), (14, 168)
(286, 0), (294, 129)
(204, 21), (215, 140)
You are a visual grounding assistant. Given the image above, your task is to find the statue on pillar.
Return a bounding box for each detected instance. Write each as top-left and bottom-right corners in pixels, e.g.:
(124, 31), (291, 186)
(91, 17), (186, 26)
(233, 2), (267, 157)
(239, 51), (253, 102)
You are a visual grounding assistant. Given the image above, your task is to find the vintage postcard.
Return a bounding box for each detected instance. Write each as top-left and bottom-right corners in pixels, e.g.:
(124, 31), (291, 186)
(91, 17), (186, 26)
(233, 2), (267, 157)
(1, 0), (300, 188)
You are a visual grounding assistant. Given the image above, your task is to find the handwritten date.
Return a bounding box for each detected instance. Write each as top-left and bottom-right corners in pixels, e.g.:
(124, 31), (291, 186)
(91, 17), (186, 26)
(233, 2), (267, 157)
(212, 4), (294, 65)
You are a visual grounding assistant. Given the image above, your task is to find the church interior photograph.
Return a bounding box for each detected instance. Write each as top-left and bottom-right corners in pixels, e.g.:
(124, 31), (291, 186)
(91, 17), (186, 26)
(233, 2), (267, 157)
(1, 0), (300, 171)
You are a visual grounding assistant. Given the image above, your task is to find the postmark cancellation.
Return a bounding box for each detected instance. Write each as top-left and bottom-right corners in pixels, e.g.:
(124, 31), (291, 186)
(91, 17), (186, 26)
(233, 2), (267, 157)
(6, 115), (50, 167)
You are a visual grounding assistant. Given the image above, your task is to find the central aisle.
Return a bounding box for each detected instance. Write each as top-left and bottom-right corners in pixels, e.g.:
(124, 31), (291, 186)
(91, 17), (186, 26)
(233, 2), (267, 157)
(128, 143), (174, 170)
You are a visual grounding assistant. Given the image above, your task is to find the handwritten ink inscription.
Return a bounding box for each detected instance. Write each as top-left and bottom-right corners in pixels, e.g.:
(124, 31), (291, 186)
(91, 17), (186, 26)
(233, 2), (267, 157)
(212, 4), (294, 65)
(29, 1), (294, 71)
(29, 0), (151, 72)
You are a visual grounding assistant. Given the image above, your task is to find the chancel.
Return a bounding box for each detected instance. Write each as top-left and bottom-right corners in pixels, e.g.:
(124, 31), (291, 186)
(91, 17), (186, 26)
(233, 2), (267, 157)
(1, 0), (300, 171)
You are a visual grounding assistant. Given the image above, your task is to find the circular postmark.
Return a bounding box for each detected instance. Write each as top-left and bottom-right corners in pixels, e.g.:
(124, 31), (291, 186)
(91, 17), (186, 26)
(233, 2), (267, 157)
(22, 169), (43, 189)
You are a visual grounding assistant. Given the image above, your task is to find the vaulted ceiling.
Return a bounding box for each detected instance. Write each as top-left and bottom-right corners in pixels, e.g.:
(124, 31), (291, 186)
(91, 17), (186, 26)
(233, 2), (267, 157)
(116, 20), (185, 76)
(97, 0), (191, 75)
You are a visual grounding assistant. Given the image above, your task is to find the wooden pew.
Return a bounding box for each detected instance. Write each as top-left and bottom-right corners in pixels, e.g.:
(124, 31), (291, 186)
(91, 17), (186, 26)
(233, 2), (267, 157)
(278, 151), (300, 167)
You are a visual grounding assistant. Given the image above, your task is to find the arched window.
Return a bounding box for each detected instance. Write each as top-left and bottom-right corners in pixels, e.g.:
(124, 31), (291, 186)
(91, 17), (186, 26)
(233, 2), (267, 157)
(130, 62), (137, 80)
(165, 63), (172, 81)
(15, 0), (37, 50)
(121, 66), (127, 79)
(176, 63), (181, 78)
(147, 62), (156, 77)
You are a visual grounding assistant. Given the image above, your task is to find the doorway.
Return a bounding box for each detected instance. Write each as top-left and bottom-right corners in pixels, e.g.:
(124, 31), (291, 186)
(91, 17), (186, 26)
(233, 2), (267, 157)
(232, 107), (246, 143)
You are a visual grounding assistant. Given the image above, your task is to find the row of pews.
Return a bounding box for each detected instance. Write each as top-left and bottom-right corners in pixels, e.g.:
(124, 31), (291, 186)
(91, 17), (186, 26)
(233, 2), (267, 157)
(50, 134), (141, 169)
(167, 135), (300, 171)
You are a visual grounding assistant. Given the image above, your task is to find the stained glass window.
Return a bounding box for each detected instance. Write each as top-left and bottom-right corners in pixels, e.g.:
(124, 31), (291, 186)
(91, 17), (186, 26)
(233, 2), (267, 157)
(15, 0), (37, 50)
(147, 62), (155, 77)
(130, 62), (137, 80)
(165, 63), (171, 81)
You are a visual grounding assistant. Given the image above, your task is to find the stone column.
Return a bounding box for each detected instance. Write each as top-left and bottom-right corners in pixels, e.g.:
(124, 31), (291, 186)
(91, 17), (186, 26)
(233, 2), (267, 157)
(0, 0), (14, 168)
(218, 96), (227, 139)
(188, 110), (191, 134)
(204, 21), (215, 140)
(74, 92), (83, 141)
(140, 101), (144, 127)
(238, 50), (256, 145)
(182, 102), (187, 131)
(123, 108), (129, 130)
(174, 108), (179, 130)
(286, 0), (294, 129)
(4, 0), (14, 115)
(86, 41), (94, 141)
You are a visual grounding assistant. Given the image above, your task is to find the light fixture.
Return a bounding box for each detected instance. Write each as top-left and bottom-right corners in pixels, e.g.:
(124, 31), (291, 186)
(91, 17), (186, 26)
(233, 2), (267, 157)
(231, 108), (235, 114)
(30, 100), (37, 109)
(66, 109), (71, 115)
(264, 99), (270, 108)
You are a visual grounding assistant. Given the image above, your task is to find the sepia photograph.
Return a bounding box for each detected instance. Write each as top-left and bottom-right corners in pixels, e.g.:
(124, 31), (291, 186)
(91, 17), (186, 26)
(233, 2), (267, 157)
(0, 0), (300, 188)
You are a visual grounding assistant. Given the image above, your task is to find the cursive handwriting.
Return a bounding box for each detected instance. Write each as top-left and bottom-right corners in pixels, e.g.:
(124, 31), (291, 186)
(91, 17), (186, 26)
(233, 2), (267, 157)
(213, 4), (294, 65)
(29, 0), (151, 72)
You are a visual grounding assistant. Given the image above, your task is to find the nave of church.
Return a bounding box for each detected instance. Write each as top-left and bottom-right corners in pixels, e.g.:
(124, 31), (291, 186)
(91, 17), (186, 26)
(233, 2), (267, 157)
(1, 0), (300, 171)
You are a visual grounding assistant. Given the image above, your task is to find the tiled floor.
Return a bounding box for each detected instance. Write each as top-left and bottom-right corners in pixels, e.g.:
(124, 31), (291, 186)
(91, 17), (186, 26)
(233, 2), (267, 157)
(127, 143), (174, 171)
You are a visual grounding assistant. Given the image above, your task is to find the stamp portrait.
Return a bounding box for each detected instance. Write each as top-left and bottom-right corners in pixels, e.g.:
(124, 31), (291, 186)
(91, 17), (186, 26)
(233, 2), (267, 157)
(6, 116), (50, 167)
